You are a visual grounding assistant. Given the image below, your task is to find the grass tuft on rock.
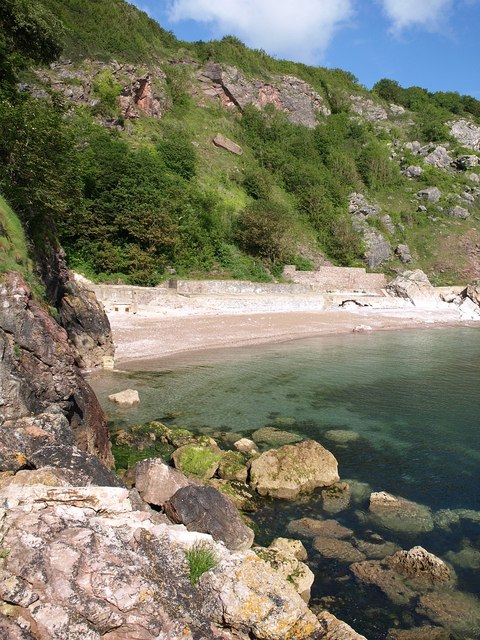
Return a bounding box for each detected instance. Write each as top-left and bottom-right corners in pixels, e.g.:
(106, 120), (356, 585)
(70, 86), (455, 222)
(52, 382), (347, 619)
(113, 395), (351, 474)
(185, 542), (217, 585)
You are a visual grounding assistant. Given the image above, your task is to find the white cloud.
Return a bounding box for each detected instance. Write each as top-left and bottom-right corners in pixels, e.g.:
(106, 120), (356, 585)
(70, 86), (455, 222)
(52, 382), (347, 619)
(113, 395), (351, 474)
(379, 0), (453, 33)
(166, 0), (354, 63)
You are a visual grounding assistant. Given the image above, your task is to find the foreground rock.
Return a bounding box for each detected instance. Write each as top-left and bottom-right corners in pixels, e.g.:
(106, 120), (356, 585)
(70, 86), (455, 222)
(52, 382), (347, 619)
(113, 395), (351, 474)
(368, 491), (434, 534)
(250, 440), (339, 499)
(0, 483), (323, 639)
(0, 273), (112, 467)
(165, 485), (254, 550)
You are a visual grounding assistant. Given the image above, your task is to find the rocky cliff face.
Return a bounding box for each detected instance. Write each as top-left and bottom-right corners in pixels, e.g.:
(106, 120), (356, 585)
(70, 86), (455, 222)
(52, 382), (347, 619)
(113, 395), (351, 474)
(0, 272), (113, 468)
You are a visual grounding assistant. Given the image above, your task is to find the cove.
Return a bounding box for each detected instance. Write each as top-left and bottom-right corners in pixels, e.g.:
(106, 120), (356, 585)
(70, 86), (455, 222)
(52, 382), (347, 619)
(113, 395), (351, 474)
(90, 327), (480, 638)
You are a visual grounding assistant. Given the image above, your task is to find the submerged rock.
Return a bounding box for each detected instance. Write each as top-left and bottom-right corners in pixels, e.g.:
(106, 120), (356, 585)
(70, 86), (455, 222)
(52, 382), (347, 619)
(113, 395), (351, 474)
(108, 388), (140, 406)
(416, 590), (480, 637)
(351, 546), (454, 607)
(321, 482), (352, 514)
(324, 430), (360, 444)
(251, 426), (303, 447)
(287, 517), (353, 540)
(313, 536), (366, 563)
(164, 485), (254, 550)
(250, 440), (339, 499)
(368, 491), (434, 534)
(386, 625), (450, 640)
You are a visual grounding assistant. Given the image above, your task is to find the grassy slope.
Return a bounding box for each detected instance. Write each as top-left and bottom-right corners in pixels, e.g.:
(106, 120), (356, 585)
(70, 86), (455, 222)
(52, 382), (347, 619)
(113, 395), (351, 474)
(0, 194), (31, 276)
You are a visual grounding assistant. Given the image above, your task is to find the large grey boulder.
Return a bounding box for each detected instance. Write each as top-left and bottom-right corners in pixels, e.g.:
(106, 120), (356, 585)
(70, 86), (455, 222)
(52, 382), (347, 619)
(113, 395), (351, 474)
(417, 187), (441, 203)
(386, 270), (440, 310)
(454, 154), (479, 170)
(424, 146), (451, 169)
(404, 165), (423, 178)
(130, 457), (193, 506)
(108, 388), (140, 406)
(448, 205), (470, 219)
(250, 440), (339, 499)
(395, 244), (412, 263)
(363, 226), (393, 268)
(165, 485), (254, 550)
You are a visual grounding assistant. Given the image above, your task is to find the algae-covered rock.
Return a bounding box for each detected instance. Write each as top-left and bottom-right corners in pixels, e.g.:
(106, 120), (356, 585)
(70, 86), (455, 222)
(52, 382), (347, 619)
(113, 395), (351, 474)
(250, 440), (339, 499)
(324, 430), (360, 444)
(251, 426), (303, 447)
(368, 491), (434, 534)
(201, 552), (321, 639)
(313, 536), (366, 563)
(218, 451), (248, 482)
(207, 479), (258, 512)
(321, 481), (351, 514)
(172, 443), (223, 480)
(386, 625), (450, 640)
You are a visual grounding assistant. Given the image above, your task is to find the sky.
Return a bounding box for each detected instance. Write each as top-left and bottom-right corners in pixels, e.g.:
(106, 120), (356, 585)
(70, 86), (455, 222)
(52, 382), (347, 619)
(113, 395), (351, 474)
(130, 0), (480, 97)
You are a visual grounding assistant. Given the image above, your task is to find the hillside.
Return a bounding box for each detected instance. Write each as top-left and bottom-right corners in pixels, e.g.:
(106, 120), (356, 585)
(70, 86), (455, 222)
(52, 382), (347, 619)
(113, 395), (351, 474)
(2, 0), (480, 287)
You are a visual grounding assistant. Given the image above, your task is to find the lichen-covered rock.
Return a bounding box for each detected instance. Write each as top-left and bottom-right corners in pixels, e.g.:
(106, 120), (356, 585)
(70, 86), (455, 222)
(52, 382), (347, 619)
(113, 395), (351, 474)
(317, 610), (367, 639)
(130, 457), (193, 506)
(255, 538), (314, 602)
(107, 388), (140, 406)
(251, 427), (303, 447)
(250, 440), (339, 499)
(368, 491), (434, 534)
(201, 552), (321, 639)
(165, 485), (254, 550)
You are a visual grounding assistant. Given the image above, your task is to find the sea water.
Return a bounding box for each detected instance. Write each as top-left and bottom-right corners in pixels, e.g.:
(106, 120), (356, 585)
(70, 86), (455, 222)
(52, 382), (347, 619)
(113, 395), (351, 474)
(90, 327), (480, 638)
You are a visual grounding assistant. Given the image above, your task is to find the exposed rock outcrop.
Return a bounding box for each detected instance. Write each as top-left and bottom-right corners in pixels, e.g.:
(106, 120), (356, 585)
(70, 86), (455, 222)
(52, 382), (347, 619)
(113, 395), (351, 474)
(198, 63), (330, 127)
(0, 273), (113, 467)
(449, 119), (480, 150)
(386, 270), (440, 310)
(350, 95), (388, 121)
(348, 193), (393, 268)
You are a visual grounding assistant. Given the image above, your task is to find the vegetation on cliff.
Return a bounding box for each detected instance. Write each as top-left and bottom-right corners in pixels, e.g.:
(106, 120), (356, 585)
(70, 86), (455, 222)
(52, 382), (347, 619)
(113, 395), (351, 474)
(1, 0), (479, 286)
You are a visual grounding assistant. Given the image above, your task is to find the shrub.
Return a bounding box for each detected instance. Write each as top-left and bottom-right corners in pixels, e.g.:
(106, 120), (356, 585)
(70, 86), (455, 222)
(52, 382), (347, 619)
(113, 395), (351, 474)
(185, 542), (217, 586)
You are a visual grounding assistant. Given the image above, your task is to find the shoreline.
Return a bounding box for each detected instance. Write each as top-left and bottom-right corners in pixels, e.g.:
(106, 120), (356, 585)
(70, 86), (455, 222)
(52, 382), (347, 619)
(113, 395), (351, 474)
(107, 301), (479, 369)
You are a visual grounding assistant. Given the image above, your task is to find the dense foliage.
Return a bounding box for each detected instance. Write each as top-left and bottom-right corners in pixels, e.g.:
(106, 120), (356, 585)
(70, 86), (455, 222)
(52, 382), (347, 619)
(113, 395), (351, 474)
(1, 0), (479, 287)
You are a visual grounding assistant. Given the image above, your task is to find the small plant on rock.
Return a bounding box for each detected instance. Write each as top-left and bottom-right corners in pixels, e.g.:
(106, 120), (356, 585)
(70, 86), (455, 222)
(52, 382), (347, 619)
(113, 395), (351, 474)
(185, 542), (217, 586)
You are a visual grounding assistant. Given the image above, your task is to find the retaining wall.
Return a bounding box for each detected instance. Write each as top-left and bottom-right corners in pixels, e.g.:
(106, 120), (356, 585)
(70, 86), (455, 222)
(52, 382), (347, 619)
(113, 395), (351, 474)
(283, 266), (387, 292)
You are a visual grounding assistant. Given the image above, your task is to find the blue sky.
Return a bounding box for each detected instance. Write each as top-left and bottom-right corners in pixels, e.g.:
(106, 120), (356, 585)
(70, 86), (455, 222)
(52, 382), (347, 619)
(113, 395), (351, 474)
(131, 0), (480, 97)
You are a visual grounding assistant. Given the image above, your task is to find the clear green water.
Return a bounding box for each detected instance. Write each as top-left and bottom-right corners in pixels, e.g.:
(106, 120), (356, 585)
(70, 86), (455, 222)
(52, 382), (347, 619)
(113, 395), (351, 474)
(90, 327), (480, 638)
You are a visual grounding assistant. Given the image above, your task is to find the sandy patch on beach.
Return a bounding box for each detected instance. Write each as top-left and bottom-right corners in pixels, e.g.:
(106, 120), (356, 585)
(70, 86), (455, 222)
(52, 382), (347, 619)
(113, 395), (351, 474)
(108, 295), (475, 367)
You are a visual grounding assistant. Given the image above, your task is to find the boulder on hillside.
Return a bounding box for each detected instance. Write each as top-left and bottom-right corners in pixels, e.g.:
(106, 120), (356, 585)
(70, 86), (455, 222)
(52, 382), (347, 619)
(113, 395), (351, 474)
(403, 165), (423, 178)
(213, 133), (243, 155)
(453, 154), (479, 170)
(164, 485), (254, 550)
(108, 388), (140, 406)
(363, 226), (393, 268)
(417, 187), (442, 203)
(129, 457), (193, 506)
(448, 205), (470, 219)
(395, 244), (412, 263)
(424, 146), (451, 169)
(449, 119), (480, 151)
(249, 440), (339, 499)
